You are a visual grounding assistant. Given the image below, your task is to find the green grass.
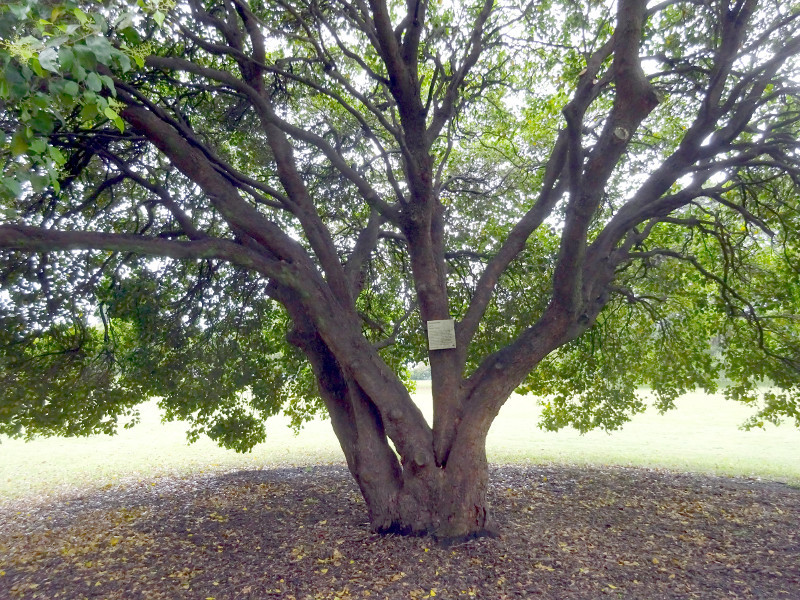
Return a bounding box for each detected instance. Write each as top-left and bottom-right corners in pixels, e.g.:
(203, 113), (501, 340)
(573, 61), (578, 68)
(1, 383), (798, 502)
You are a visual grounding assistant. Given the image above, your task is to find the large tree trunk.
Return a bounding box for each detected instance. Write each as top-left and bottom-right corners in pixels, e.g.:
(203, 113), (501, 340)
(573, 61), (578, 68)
(355, 434), (494, 541)
(287, 315), (495, 539)
(303, 347), (494, 537)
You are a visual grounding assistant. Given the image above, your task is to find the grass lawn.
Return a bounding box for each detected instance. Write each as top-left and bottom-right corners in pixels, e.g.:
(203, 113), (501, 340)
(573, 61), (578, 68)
(1, 382), (798, 501)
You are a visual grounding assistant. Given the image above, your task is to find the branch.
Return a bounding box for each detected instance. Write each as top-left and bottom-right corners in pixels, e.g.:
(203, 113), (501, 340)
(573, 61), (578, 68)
(139, 55), (396, 302)
(456, 129), (570, 355)
(0, 224), (279, 277)
(367, 0), (427, 147)
(232, 0), (267, 66)
(100, 153), (207, 241)
(372, 302), (417, 350)
(456, 28), (615, 355)
(705, 187), (775, 237)
(113, 72), (291, 210)
(553, 0), (660, 316)
(444, 249), (492, 261)
(270, 110), (401, 221)
(345, 209), (384, 293)
(608, 285), (665, 321)
(141, 55), (399, 221)
(582, 2), (793, 303)
(426, 0), (495, 144)
(623, 248), (775, 361)
(120, 104), (309, 266)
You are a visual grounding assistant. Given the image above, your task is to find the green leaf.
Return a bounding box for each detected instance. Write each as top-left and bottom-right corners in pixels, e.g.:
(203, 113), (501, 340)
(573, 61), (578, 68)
(8, 4), (29, 20)
(28, 137), (47, 154)
(119, 26), (141, 46)
(29, 57), (46, 78)
(48, 145), (66, 165)
(38, 47), (59, 72)
(0, 176), (22, 198)
(61, 23), (81, 36)
(86, 71), (102, 92)
(58, 47), (75, 72)
(115, 11), (136, 31)
(113, 50), (131, 74)
(29, 173), (49, 193)
(85, 35), (112, 65)
(73, 45), (97, 71)
(79, 102), (98, 121)
(103, 106), (125, 132)
(72, 8), (89, 25)
(9, 130), (28, 156)
(2, 64), (26, 87)
(153, 11), (165, 28)
(89, 12), (108, 34)
(30, 113), (54, 135)
(63, 79), (79, 97)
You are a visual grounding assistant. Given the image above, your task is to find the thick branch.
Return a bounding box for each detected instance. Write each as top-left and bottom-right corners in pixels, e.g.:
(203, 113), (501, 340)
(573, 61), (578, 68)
(0, 224), (280, 277)
(552, 0), (659, 316)
(120, 104), (309, 266)
(456, 130), (570, 354)
(345, 210), (384, 292)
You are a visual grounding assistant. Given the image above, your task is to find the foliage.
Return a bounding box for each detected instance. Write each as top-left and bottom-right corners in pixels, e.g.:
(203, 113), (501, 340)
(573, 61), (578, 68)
(0, 0), (798, 459)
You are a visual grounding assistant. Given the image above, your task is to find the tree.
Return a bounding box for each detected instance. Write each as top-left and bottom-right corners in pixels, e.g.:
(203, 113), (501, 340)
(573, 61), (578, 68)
(1, 0), (799, 539)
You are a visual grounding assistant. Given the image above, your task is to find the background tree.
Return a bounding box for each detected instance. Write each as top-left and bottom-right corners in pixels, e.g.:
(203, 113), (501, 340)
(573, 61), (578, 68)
(1, 0), (799, 539)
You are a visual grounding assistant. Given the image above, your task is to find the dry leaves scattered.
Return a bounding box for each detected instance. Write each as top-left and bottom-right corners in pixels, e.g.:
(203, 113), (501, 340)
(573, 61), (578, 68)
(1, 465), (798, 599)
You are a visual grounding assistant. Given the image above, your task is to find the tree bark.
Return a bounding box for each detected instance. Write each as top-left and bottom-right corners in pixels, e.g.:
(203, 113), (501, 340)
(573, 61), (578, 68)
(354, 424), (494, 541)
(286, 296), (494, 539)
(298, 335), (493, 539)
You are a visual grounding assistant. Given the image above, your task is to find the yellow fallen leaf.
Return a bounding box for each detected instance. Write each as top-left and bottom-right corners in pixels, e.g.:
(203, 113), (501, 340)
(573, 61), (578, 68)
(652, 558), (659, 565)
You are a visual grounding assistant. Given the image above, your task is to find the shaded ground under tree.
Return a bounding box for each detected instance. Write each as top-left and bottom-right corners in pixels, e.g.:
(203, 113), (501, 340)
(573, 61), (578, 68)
(1, 465), (798, 599)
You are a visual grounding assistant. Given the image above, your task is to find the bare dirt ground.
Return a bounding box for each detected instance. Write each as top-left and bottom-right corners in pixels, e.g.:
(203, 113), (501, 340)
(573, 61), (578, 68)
(1, 464), (798, 599)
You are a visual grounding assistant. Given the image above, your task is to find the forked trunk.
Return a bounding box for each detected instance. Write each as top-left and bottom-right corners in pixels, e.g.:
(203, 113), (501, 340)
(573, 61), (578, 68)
(354, 437), (494, 541)
(288, 315), (497, 540)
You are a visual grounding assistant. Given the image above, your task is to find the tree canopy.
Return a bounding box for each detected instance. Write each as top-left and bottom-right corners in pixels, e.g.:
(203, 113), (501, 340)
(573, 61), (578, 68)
(1, 0), (799, 537)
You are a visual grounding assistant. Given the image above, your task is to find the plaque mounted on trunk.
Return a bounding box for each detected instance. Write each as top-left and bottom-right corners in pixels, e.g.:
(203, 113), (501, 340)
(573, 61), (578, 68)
(427, 319), (456, 350)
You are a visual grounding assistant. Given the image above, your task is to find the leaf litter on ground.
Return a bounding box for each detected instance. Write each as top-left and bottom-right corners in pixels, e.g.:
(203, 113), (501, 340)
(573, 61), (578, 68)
(0, 465), (798, 599)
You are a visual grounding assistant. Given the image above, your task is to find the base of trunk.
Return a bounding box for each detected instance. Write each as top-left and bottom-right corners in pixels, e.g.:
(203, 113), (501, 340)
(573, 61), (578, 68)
(376, 521), (499, 544)
(360, 457), (495, 542)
